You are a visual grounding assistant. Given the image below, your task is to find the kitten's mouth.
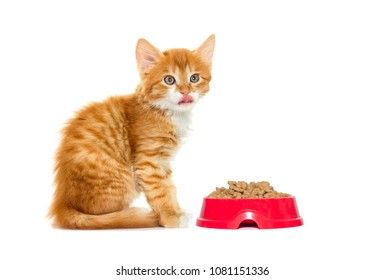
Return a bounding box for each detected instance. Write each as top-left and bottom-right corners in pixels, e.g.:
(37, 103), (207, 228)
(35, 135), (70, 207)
(178, 100), (193, 105)
(178, 95), (194, 105)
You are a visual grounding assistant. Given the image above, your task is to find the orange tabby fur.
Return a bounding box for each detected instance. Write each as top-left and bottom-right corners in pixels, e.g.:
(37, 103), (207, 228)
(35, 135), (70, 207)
(48, 35), (215, 229)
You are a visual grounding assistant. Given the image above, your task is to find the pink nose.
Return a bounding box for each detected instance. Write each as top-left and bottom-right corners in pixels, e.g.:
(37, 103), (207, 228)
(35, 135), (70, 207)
(180, 90), (190, 95)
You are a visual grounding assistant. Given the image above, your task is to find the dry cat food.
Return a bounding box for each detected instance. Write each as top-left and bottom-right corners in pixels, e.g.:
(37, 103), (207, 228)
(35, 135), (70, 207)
(208, 181), (291, 199)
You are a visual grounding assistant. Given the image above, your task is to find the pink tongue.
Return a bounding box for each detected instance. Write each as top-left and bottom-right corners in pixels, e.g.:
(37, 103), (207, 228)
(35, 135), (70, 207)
(179, 95), (193, 104)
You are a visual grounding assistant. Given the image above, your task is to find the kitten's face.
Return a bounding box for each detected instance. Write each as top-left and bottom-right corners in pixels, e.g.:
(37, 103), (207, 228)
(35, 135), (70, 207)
(145, 49), (212, 112)
(136, 36), (215, 113)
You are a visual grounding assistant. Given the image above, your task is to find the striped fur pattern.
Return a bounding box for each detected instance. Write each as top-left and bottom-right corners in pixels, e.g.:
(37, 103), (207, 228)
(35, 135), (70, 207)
(48, 35), (215, 229)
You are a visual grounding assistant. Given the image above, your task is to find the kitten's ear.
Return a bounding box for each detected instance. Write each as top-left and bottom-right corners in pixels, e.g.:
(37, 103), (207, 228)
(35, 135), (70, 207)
(194, 34), (215, 69)
(136, 38), (164, 73)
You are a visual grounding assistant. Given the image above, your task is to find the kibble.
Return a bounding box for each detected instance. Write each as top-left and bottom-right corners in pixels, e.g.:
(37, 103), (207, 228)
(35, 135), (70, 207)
(208, 181), (291, 199)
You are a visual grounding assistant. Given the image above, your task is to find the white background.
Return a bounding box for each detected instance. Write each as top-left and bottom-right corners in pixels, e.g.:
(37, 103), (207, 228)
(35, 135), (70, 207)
(1, 0), (384, 279)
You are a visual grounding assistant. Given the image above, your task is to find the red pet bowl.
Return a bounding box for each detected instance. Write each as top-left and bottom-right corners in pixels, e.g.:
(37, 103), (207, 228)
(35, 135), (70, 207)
(196, 196), (303, 229)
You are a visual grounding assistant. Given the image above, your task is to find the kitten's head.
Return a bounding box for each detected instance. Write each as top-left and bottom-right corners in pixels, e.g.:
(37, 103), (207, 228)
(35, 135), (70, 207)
(136, 35), (215, 113)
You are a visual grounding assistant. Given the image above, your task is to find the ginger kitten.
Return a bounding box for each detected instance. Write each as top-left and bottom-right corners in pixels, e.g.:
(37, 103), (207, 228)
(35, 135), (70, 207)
(49, 35), (215, 229)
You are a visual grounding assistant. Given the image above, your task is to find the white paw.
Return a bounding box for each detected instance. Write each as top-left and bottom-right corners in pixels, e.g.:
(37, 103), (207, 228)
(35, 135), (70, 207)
(179, 210), (193, 228)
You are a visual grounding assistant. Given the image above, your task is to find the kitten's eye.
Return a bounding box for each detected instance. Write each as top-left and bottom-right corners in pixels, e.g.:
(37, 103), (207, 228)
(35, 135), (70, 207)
(164, 75), (176, 85)
(190, 74), (200, 83)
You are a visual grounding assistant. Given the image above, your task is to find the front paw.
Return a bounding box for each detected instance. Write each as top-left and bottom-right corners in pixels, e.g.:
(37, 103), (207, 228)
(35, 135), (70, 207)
(178, 210), (193, 228)
(160, 210), (193, 228)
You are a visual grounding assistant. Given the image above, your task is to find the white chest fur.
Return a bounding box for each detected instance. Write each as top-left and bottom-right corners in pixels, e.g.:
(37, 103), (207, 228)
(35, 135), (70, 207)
(171, 111), (192, 139)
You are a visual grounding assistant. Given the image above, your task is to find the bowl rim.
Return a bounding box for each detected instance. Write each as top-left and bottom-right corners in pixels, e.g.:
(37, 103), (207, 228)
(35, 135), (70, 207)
(203, 195), (296, 200)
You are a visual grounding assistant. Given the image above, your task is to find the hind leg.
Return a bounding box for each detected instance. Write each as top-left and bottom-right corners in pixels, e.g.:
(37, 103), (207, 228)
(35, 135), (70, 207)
(69, 159), (139, 215)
